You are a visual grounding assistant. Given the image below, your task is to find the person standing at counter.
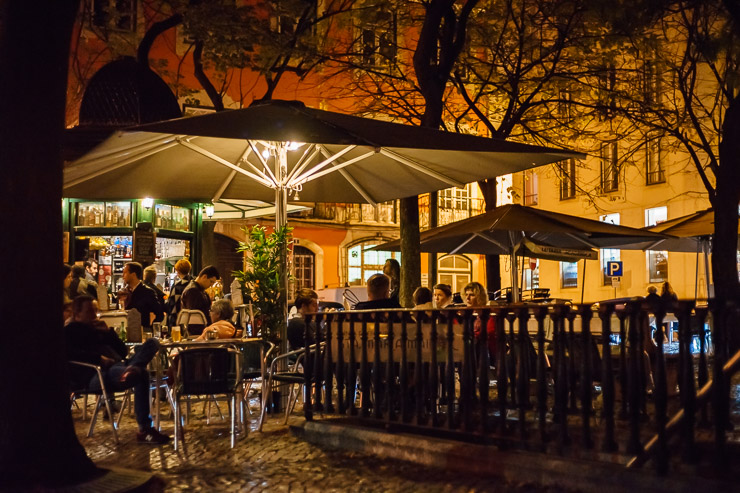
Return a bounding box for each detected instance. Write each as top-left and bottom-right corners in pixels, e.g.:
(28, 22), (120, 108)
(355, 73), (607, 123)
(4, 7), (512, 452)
(143, 265), (166, 307)
(122, 262), (164, 329)
(181, 265), (220, 336)
(165, 259), (192, 327)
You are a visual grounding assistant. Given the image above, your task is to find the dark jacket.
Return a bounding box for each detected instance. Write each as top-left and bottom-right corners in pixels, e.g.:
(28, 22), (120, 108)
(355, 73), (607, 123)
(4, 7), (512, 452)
(65, 320), (127, 389)
(354, 298), (402, 310)
(165, 275), (192, 327)
(126, 282), (164, 328)
(143, 280), (166, 308)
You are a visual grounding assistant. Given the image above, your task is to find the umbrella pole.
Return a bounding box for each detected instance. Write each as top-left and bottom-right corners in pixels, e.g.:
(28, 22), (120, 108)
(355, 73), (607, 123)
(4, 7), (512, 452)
(580, 259), (586, 304)
(703, 238), (714, 298)
(510, 246), (520, 303)
(695, 242), (700, 300)
(274, 146), (290, 411)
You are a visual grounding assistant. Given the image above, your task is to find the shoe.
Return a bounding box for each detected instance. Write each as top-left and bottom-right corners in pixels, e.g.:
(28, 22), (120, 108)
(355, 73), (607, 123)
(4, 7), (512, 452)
(136, 428), (170, 445)
(119, 366), (143, 385)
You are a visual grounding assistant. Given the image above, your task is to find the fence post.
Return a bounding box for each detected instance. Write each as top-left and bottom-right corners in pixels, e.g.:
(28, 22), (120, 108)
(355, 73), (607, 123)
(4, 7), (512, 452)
(577, 304), (593, 449)
(599, 303), (617, 453)
(304, 314), (314, 421)
(677, 301), (698, 463)
(516, 306), (531, 441)
(535, 306), (549, 444)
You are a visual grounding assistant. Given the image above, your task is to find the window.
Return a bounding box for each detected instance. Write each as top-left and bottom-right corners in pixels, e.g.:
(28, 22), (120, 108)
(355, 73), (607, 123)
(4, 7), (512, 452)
(359, 11), (396, 67)
(643, 59), (662, 105)
(645, 207), (668, 282)
(558, 89), (573, 123)
(600, 213), (621, 285)
(522, 257), (539, 290)
(600, 142), (619, 193)
(558, 159), (576, 200)
(523, 170), (538, 206)
(346, 239), (399, 286)
(291, 245), (315, 292)
(561, 262), (578, 288)
(437, 255), (472, 294)
(271, 0), (317, 37)
(646, 138), (665, 185)
(440, 187), (469, 211)
(92, 0), (137, 32)
(598, 64), (617, 118)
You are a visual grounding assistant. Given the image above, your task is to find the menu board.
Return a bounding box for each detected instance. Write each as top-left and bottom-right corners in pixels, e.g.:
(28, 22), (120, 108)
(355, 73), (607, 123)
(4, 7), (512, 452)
(133, 227), (156, 265)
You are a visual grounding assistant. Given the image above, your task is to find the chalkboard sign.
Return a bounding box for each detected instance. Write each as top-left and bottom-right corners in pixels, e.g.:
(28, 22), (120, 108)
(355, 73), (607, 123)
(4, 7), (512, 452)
(133, 224), (155, 265)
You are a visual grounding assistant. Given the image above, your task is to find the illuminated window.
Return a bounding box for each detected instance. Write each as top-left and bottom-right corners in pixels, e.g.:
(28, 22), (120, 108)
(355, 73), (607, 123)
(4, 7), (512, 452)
(645, 207), (668, 282)
(346, 239), (399, 286)
(561, 262), (578, 288)
(437, 255), (472, 294)
(646, 138), (665, 185)
(358, 10), (396, 67)
(522, 257), (539, 290)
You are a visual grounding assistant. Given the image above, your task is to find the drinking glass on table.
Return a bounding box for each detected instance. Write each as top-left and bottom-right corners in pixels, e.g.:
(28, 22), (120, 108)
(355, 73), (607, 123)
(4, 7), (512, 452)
(171, 326), (181, 342)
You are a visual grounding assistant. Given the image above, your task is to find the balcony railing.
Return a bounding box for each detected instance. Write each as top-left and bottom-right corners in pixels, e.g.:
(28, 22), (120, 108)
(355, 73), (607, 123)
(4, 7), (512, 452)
(300, 299), (740, 476)
(646, 169), (666, 185)
(307, 202), (398, 224)
(419, 196), (484, 229)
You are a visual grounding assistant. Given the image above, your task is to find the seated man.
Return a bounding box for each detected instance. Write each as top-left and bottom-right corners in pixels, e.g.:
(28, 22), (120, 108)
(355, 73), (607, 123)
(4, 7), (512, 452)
(65, 295), (169, 444)
(181, 265), (220, 336)
(354, 274), (402, 310)
(195, 299), (240, 340)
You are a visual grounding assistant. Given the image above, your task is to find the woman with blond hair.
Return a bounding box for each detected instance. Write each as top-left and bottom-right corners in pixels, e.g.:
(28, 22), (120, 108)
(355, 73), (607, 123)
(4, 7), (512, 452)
(463, 281), (498, 365)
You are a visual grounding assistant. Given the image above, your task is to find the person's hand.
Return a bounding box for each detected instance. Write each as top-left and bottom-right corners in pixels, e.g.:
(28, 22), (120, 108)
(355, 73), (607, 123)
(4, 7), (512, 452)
(99, 355), (116, 370)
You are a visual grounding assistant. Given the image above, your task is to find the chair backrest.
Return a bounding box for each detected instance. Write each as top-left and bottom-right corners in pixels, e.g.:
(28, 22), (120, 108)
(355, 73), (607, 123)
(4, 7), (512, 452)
(176, 309), (208, 327)
(99, 311), (128, 329)
(177, 347), (233, 395)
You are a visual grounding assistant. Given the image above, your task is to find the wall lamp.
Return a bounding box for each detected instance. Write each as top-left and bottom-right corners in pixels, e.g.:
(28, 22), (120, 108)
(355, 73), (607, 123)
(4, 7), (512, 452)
(204, 204), (215, 219)
(142, 197), (154, 210)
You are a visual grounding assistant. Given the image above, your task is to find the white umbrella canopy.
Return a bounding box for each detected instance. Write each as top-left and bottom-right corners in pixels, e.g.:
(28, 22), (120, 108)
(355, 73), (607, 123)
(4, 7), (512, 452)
(64, 100), (582, 210)
(371, 204), (673, 301)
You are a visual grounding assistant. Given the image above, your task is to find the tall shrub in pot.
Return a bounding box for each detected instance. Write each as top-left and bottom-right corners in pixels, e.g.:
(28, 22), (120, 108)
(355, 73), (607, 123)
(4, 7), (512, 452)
(233, 224), (293, 342)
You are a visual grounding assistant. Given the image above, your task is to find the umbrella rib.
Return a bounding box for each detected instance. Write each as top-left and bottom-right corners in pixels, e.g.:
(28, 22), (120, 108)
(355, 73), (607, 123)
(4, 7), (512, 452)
(65, 140), (180, 189)
(313, 147), (378, 205)
(449, 234), (479, 255)
(212, 146), (254, 202)
(73, 133), (179, 166)
(379, 148), (466, 188)
(297, 149), (376, 184)
(564, 232), (599, 249)
(472, 232), (509, 251)
(248, 141), (279, 185)
(290, 145), (357, 185)
(236, 145), (273, 185)
(177, 139), (275, 188)
(286, 144), (322, 184)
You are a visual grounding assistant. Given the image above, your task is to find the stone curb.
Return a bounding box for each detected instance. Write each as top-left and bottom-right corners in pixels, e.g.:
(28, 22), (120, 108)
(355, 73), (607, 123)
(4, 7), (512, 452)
(292, 419), (732, 493)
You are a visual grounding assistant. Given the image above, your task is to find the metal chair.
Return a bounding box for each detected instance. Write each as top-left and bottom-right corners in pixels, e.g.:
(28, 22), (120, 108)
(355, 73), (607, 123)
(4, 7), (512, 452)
(172, 346), (245, 450)
(258, 343), (324, 431)
(239, 340), (276, 416)
(176, 309), (208, 337)
(69, 361), (131, 444)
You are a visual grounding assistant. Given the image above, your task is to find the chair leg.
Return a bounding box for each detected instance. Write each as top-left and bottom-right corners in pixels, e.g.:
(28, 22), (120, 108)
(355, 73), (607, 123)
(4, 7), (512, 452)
(244, 381), (254, 416)
(284, 384), (299, 425)
(174, 395), (181, 451)
(116, 389), (132, 429)
(87, 396), (102, 438)
(230, 394), (237, 448)
(258, 375), (273, 432)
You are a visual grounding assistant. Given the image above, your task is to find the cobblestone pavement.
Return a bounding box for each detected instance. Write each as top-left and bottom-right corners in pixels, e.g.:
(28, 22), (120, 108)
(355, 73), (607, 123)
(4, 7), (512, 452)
(74, 395), (572, 493)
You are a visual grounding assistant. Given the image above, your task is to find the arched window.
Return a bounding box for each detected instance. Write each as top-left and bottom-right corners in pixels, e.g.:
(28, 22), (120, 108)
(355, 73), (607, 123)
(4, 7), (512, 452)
(437, 254), (472, 293)
(291, 245), (315, 291)
(346, 238), (399, 286)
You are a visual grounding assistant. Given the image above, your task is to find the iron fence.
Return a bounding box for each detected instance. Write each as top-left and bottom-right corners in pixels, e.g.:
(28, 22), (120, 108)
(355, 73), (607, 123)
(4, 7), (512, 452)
(301, 299), (740, 474)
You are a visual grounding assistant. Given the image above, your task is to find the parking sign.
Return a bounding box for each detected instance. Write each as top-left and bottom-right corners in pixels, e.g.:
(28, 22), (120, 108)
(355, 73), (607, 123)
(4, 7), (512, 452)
(606, 261), (623, 277)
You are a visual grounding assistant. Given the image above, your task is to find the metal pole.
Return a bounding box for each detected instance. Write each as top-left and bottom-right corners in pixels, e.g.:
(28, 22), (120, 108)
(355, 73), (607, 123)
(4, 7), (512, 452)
(703, 238), (714, 298)
(274, 144), (290, 411)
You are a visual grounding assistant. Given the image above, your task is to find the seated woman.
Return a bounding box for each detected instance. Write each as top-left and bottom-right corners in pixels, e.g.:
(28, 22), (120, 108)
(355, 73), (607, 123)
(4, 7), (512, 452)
(287, 288), (319, 351)
(432, 283), (453, 309)
(463, 281), (497, 365)
(413, 286), (434, 310)
(196, 299), (240, 340)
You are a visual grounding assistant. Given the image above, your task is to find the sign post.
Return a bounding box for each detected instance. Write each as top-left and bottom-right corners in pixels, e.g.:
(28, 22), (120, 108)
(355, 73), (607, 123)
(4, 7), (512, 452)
(606, 261), (623, 297)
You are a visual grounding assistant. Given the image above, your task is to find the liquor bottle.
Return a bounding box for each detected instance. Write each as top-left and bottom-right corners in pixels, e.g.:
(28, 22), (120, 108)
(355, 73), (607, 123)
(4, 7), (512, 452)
(119, 321), (127, 341)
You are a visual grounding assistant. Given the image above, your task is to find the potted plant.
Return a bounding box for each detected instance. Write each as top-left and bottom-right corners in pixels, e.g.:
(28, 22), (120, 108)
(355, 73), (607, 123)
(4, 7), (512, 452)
(232, 224), (293, 343)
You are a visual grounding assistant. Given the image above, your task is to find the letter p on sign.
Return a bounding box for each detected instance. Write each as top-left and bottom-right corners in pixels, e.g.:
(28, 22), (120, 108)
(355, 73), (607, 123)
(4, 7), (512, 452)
(606, 261), (623, 277)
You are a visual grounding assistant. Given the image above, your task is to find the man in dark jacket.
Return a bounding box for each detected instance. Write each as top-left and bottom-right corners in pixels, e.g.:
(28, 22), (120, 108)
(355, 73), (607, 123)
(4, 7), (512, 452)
(65, 295), (169, 444)
(181, 265), (220, 335)
(122, 262), (164, 329)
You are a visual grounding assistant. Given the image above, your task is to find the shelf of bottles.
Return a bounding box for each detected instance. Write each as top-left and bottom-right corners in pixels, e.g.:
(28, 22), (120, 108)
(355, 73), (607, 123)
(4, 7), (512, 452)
(77, 235), (132, 292)
(156, 237), (190, 260)
(76, 201), (131, 227)
(155, 204), (191, 231)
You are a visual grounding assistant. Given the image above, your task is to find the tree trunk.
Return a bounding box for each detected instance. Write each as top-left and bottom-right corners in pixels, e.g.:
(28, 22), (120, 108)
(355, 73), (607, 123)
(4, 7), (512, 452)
(0, 1), (99, 489)
(400, 196), (421, 307)
(478, 178), (501, 292)
(714, 94), (740, 313)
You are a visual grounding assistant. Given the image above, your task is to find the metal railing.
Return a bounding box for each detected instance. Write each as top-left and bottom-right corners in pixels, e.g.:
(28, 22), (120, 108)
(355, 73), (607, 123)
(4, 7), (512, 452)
(301, 299), (739, 474)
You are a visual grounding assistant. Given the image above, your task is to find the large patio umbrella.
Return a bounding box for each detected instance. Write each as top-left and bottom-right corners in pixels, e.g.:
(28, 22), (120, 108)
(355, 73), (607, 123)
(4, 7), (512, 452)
(64, 100), (582, 342)
(371, 204), (672, 301)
